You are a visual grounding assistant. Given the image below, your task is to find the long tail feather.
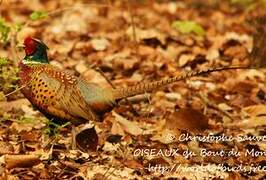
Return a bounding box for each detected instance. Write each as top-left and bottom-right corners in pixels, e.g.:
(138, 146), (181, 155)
(113, 66), (248, 100)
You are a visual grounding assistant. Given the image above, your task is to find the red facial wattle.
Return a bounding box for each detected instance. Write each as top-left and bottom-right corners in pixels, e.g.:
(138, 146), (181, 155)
(24, 37), (37, 56)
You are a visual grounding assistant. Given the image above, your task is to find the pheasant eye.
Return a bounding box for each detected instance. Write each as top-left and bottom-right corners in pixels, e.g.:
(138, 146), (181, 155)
(24, 37), (37, 56)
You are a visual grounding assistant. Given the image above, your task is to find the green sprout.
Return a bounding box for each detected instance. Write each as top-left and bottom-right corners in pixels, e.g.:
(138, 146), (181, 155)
(0, 60), (19, 93)
(172, 20), (205, 36)
(30, 11), (48, 21)
(44, 120), (71, 136)
(0, 57), (8, 66)
(0, 18), (11, 44)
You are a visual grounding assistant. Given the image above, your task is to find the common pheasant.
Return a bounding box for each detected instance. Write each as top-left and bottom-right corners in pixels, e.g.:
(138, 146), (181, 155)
(19, 37), (247, 124)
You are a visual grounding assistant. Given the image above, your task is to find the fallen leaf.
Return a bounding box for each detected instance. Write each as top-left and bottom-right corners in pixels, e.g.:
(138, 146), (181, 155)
(165, 92), (182, 101)
(178, 54), (195, 67)
(0, 142), (14, 155)
(225, 32), (250, 42)
(21, 104), (38, 116)
(102, 141), (119, 152)
(90, 38), (110, 51)
(106, 134), (123, 144)
(126, 26), (166, 45)
(243, 104), (266, 116)
(114, 56), (139, 71)
(165, 108), (210, 134)
(206, 49), (219, 61)
(218, 103), (233, 111)
(112, 112), (143, 136)
(76, 127), (98, 152)
(123, 159), (143, 170)
(5, 154), (41, 169)
(0, 99), (30, 112)
(227, 104), (266, 128)
(237, 69), (265, 81)
(111, 120), (125, 136)
(10, 122), (34, 132)
(20, 131), (41, 142)
(50, 7), (94, 35)
(241, 104), (266, 127)
(172, 20), (205, 36)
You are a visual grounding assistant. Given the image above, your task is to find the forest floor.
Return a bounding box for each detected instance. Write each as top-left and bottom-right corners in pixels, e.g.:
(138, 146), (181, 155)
(0, 0), (266, 179)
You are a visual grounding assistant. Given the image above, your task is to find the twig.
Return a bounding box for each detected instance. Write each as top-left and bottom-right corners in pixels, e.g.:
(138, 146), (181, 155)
(4, 75), (35, 97)
(95, 67), (116, 89)
(10, 29), (20, 66)
(126, 0), (139, 54)
(198, 93), (234, 121)
(4, 84), (26, 97)
(71, 126), (77, 150)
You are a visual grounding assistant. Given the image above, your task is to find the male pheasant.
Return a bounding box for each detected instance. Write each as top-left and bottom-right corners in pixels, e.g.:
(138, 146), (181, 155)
(19, 37), (247, 124)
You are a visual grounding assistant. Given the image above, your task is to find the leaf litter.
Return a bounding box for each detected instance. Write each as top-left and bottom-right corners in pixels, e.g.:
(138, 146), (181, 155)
(0, 0), (266, 179)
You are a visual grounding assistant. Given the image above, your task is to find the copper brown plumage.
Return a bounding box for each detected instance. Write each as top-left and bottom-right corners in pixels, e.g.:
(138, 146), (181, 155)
(19, 37), (249, 124)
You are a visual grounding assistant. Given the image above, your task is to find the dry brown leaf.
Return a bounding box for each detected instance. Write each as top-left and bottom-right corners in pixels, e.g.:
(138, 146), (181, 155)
(165, 92), (182, 101)
(0, 142), (14, 155)
(5, 154), (41, 169)
(20, 131), (41, 142)
(10, 122), (34, 133)
(228, 172), (242, 180)
(113, 56), (139, 71)
(102, 141), (119, 152)
(218, 103), (233, 111)
(178, 54), (195, 67)
(126, 26), (166, 45)
(123, 159), (143, 170)
(225, 32), (250, 42)
(90, 38), (110, 51)
(21, 105), (38, 116)
(112, 112), (143, 136)
(237, 69), (265, 81)
(206, 49), (219, 61)
(165, 108), (210, 134)
(76, 127), (98, 152)
(241, 104), (266, 127)
(111, 120), (125, 136)
(227, 104), (266, 128)
(52, 41), (74, 55)
(0, 99), (30, 112)
(49, 6), (94, 35)
(243, 104), (266, 116)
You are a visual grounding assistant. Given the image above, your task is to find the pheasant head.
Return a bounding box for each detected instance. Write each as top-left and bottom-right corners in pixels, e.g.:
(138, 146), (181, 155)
(23, 37), (49, 64)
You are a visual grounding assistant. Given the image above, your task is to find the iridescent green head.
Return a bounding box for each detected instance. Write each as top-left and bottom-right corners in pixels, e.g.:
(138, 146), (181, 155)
(23, 37), (49, 64)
